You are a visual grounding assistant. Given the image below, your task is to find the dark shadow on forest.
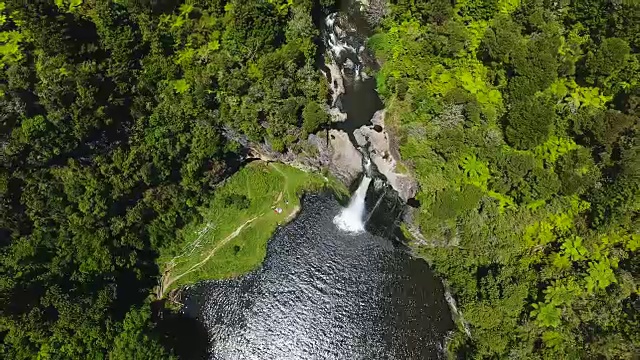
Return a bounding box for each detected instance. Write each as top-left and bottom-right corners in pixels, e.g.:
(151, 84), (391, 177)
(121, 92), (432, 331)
(156, 311), (210, 359)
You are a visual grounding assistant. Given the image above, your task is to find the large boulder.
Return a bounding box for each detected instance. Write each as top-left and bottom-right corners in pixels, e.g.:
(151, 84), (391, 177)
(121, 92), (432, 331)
(225, 127), (362, 187)
(328, 106), (347, 123)
(354, 110), (417, 201)
(323, 60), (345, 108)
(326, 129), (362, 185)
(302, 129), (362, 185)
(355, 0), (389, 27)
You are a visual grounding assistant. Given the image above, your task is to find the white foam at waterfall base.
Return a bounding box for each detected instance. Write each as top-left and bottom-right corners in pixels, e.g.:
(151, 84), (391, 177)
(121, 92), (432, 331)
(334, 176), (371, 233)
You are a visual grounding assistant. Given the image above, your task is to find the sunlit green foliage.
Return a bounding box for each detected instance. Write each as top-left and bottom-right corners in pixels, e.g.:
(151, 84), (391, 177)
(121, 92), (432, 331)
(161, 162), (344, 292)
(376, 1), (640, 358)
(460, 154), (490, 188)
(531, 302), (562, 328)
(548, 79), (612, 110)
(0, 0), (335, 358)
(54, 0), (83, 13)
(0, 3), (28, 69)
(532, 136), (579, 167)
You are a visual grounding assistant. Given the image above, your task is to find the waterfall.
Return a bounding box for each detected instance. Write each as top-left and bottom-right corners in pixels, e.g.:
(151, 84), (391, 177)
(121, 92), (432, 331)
(324, 7), (384, 234)
(333, 175), (371, 233)
(324, 13), (357, 62)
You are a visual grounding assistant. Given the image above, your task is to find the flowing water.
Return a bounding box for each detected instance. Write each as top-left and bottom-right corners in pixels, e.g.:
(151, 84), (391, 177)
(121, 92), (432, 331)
(322, 6), (383, 142)
(333, 175), (371, 233)
(180, 193), (454, 359)
(172, 3), (455, 358)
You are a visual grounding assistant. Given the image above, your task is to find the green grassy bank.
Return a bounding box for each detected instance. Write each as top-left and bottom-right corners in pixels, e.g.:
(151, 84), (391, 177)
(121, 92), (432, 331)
(158, 161), (347, 296)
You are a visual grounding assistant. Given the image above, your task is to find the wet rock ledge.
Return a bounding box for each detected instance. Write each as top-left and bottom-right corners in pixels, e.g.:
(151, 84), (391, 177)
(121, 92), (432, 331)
(225, 127), (363, 187)
(354, 110), (417, 202)
(224, 109), (417, 204)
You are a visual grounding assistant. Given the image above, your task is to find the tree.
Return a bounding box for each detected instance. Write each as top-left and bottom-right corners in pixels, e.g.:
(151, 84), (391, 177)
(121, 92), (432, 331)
(110, 307), (174, 360)
(373, 1), (640, 358)
(302, 101), (328, 134)
(556, 148), (597, 195)
(505, 98), (556, 149)
(584, 37), (630, 85)
(481, 16), (524, 65)
(531, 302), (562, 328)
(0, 0), (329, 357)
(432, 184), (483, 220)
(389, 0), (453, 25)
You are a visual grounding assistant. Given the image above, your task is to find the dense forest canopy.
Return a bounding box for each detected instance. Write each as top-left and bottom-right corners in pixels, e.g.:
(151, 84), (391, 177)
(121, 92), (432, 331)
(0, 0), (638, 359)
(0, 0), (335, 358)
(373, 0), (639, 358)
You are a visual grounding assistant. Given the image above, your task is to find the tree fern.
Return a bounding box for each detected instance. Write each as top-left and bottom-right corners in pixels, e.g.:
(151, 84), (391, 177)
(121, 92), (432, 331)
(531, 302), (562, 328)
(585, 258), (618, 293)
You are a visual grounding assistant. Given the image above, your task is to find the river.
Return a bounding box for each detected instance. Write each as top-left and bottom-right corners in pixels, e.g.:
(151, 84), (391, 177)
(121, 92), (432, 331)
(177, 192), (453, 359)
(168, 2), (455, 358)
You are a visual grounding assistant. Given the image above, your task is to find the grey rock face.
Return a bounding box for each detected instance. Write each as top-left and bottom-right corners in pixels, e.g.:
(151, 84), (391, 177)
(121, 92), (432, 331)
(354, 110), (417, 201)
(326, 129), (363, 185)
(324, 60), (345, 108)
(224, 127), (362, 187)
(355, 0), (389, 27)
(328, 106), (348, 123)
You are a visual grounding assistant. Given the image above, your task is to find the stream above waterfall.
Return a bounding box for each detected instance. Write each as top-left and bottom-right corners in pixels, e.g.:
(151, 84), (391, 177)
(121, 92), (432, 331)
(321, 3), (384, 142)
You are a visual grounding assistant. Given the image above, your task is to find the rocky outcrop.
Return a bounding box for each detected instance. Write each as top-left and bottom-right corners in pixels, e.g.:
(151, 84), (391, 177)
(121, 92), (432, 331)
(325, 129), (363, 184)
(354, 110), (417, 201)
(224, 127), (362, 186)
(224, 110), (418, 202)
(323, 60), (345, 108)
(328, 106), (347, 123)
(355, 0), (389, 27)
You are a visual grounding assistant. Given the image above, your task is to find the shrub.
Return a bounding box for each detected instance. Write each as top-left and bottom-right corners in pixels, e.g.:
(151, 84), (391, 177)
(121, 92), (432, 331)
(302, 101), (328, 134)
(505, 98), (555, 149)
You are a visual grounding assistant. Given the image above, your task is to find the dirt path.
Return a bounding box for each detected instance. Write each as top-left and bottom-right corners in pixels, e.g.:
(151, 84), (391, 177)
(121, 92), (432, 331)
(274, 191), (283, 205)
(270, 163), (289, 203)
(269, 163), (288, 185)
(157, 163), (295, 298)
(269, 163), (288, 206)
(158, 216), (259, 297)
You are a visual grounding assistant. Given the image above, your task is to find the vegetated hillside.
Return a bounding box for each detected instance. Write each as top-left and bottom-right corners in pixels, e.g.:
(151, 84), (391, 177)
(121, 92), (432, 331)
(0, 0), (335, 358)
(159, 161), (345, 296)
(373, 0), (639, 357)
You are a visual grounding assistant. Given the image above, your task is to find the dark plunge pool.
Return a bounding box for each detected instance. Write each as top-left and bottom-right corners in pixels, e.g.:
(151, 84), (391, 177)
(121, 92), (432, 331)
(178, 192), (454, 359)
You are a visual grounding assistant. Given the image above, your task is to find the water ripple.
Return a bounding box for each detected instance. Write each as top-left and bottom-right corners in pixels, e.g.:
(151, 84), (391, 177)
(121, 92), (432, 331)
(182, 194), (453, 359)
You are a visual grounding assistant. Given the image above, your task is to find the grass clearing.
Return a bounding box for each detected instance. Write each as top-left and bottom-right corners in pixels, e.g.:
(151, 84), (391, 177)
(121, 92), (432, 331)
(158, 161), (347, 296)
